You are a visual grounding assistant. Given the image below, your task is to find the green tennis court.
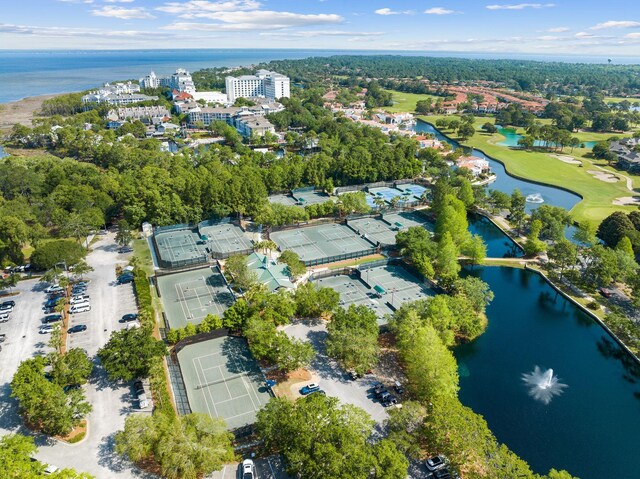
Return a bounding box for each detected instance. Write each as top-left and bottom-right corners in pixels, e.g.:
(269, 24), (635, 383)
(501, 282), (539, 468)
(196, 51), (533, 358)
(177, 336), (271, 430)
(157, 267), (235, 329)
(360, 264), (435, 309)
(271, 223), (376, 266)
(154, 228), (208, 269)
(197, 221), (253, 259)
(347, 217), (398, 247)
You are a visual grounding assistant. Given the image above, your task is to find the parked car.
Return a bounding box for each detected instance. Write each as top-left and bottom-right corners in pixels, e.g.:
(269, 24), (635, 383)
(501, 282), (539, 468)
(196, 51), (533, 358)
(348, 370), (361, 380)
(70, 295), (90, 305)
(43, 464), (60, 475)
(68, 324), (87, 333)
(380, 391), (397, 406)
(39, 324), (55, 334)
(119, 313), (139, 323)
(425, 455), (448, 472)
(393, 380), (404, 395)
(116, 275), (134, 285)
(42, 314), (62, 324)
(133, 380), (145, 395)
(0, 303), (13, 313)
(69, 304), (91, 314)
(0, 333), (6, 343)
(45, 285), (63, 294)
(44, 298), (60, 309)
(118, 246), (133, 254)
(0, 300), (15, 308)
(0, 312), (10, 323)
(300, 383), (320, 395)
(242, 459), (256, 479)
(598, 287), (613, 298)
(432, 468), (454, 479)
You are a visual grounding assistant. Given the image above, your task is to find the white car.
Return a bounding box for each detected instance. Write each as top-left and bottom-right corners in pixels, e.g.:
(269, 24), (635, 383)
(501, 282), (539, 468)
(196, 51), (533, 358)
(39, 325), (55, 334)
(70, 304), (91, 314)
(43, 464), (59, 475)
(242, 459), (256, 479)
(0, 304), (13, 313)
(70, 295), (90, 305)
(0, 312), (10, 323)
(45, 285), (63, 294)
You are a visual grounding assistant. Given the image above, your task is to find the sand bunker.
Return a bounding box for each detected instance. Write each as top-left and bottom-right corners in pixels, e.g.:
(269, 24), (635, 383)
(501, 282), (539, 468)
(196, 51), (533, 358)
(549, 154), (581, 165)
(588, 170), (619, 183)
(612, 196), (640, 206)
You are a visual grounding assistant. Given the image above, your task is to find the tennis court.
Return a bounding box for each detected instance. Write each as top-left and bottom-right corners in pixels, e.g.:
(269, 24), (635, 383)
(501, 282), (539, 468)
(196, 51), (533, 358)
(313, 274), (393, 323)
(382, 211), (434, 233)
(177, 336), (271, 430)
(359, 264), (435, 310)
(291, 187), (331, 206)
(347, 217), (398, 247)
(157, 267), (235, 329)
(154, 228), (208, 269)
(368, 186), (407, 203)
(395, 183), (427, 200)
(271, 223), (376, 266)
(198, 221), (253, 259)
(268, 193), (300, 207)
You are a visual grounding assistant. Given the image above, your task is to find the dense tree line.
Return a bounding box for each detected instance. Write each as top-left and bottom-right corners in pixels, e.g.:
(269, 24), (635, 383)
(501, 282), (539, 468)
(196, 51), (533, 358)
(243, 55), (640, 95)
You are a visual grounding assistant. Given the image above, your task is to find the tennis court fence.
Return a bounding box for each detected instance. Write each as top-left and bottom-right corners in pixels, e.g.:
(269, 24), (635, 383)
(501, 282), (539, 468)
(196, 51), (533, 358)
(301, 247), (377, 267)
(174, 328), (230, 354)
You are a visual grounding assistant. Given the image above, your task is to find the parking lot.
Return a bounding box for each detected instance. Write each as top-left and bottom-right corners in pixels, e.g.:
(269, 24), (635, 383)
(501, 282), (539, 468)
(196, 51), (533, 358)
(209, 455), (290, 479)
(283, 319), (388, 424)
(0, 232), (153, 479)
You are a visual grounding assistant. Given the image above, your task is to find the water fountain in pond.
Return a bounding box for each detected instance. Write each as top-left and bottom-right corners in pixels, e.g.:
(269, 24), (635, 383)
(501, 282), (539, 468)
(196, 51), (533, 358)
(522, 366), (568, 404)
(525, 193), (544, 204)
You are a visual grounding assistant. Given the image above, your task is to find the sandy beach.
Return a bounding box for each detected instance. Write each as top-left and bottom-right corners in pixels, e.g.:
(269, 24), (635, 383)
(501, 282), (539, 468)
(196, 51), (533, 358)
(0, 93), (64, 133)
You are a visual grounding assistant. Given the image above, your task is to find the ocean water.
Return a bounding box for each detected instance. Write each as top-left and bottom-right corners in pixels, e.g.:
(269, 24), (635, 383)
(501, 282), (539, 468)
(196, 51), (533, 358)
(2, 49), (640, 104)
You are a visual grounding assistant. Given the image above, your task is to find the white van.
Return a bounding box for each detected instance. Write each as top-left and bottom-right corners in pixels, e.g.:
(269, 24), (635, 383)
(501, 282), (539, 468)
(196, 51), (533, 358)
(70, 304), (91, 314)
(70, 295), (90, 305)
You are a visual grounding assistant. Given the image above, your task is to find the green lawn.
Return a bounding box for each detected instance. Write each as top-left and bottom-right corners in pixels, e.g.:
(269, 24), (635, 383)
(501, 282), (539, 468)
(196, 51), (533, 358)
(133, 238), (154, 277)
(420, 115), (639, 225)
(383, 89), (441, 113)
(604, 96), (640, 105)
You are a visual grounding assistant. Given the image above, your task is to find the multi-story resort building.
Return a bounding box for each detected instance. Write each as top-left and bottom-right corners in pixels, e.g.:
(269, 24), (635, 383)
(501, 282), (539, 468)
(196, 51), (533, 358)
(106, 106), (171, 126)
(81, 82), (153, 106)
(188, 104), (282, 137)
(225, 70), (290, 103)
(139, 68), (196, 93)
(139, 71), (160, 89)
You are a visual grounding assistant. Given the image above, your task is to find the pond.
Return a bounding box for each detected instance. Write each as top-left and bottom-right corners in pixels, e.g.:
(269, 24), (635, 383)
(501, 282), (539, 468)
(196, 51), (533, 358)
(414, 120), (582, 214)
(0, 145), (8, 159)
(496, 127), (598, 150)
(456, 266), (640, 479)
(468, 213), (523, 258)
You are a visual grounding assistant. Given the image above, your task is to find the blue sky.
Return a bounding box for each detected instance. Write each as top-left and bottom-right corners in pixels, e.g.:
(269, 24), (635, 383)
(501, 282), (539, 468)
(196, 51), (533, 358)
(2, 0), (640, 54)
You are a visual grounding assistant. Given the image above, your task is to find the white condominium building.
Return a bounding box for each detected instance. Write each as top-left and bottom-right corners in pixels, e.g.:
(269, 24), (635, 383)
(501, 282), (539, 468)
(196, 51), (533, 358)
(139, 71), (159, 89)
(160, 68), (196, 94)
(225, 70), (290, 103)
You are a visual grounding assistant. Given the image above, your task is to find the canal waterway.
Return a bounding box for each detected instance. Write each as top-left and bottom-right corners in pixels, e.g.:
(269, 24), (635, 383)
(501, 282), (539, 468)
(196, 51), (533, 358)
(456, 265), (640, 479)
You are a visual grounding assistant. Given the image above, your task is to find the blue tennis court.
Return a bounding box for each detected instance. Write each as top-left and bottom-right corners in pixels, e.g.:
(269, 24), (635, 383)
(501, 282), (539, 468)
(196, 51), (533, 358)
(396, 183), (427, 199)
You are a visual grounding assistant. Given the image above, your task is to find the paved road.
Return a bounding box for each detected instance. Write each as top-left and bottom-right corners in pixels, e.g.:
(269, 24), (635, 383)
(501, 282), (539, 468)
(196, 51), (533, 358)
(283, 319), (389, 425)
(209, 455), (289, 479)
(0, 233), (153, 478)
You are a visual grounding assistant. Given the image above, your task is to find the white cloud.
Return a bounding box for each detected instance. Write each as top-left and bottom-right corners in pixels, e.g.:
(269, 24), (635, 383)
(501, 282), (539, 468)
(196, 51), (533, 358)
(92, 6), (156, 19)
(537, 35), (560, 41)
(424, 7), (458, 15)
(575, 31), (596, 39)
(374, 8), (413, 15)
(260, 30), (384, 38)
(104, 0), (135, 3)
(0, 22), (152, 38)
(486, 3), (555, 10)
(625, 32), (640, 39)
(546, 26), (569, 32)
(165, 10), (342, 28)
(591, 20), (640, 30)
(57, 0), (94, 3)
(157, 1), (261, 14)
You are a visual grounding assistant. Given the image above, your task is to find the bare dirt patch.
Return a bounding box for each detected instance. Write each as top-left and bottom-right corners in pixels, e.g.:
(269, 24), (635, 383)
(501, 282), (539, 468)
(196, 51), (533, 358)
(612, 196), (640, 206)
(587, 170), (620, 183)
(548, 154), (581, 165)
(269, 368), (315, 401)
(0, 94), (61, 132)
